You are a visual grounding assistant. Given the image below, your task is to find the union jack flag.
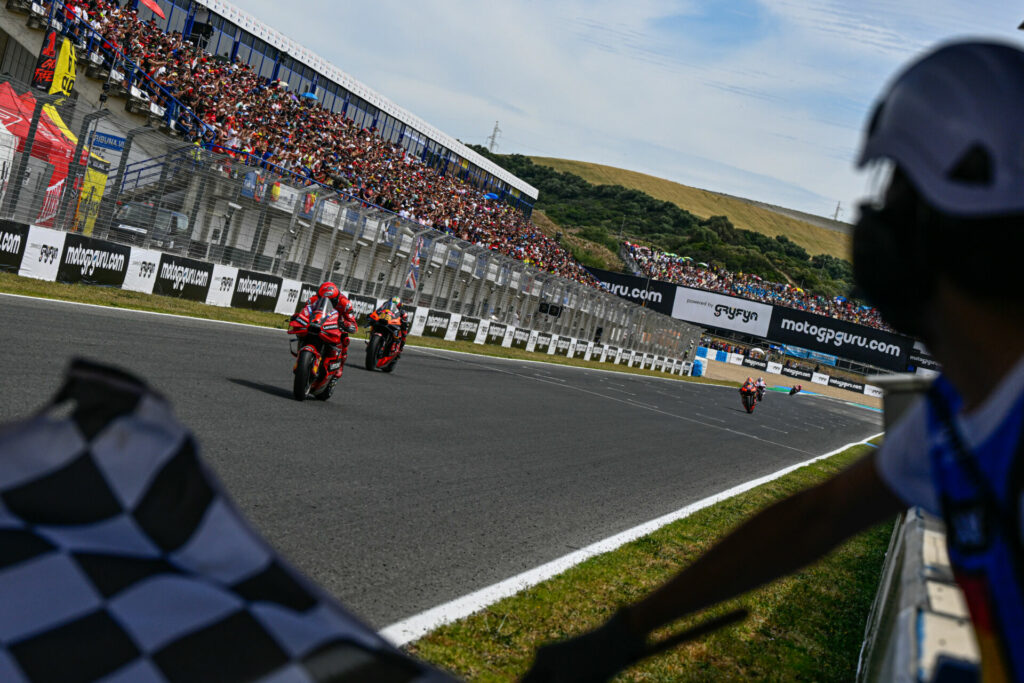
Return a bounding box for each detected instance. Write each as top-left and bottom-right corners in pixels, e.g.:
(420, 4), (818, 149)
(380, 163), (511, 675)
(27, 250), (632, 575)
(405, 237), (423, 289)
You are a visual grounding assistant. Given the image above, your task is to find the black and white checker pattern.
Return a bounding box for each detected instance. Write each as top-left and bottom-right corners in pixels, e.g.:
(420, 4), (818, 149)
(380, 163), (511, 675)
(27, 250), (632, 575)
(0, 360), (454, 682)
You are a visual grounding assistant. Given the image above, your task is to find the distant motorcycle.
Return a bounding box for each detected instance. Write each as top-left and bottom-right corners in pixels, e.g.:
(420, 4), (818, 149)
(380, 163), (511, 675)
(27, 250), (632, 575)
(756, 386), (765, 402)
(740, 386), (758, 413)
(365, 307), (404, 373)
(288, 297), (342, 401)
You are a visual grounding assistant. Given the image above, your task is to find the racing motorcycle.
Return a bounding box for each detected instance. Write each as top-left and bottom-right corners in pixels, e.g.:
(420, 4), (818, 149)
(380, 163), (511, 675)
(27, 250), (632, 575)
(740, 386), (758, 413)
(365, 307), (404, 373)
(756, 385), (766, 403)
(288, 297), (342, 401)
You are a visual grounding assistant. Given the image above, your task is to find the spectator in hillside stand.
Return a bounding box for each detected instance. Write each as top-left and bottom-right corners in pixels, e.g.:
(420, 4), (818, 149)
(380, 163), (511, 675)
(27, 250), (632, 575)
(524, 41), (1024, 682)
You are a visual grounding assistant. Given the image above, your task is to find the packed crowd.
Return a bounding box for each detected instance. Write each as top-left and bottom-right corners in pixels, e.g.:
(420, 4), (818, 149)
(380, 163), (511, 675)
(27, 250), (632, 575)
(46, 0), (598, 286)
(627, 242), (890, 330)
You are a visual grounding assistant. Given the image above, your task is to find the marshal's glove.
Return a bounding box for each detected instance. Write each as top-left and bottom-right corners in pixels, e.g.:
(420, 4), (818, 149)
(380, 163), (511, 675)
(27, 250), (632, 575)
(521, 610), (647, 683)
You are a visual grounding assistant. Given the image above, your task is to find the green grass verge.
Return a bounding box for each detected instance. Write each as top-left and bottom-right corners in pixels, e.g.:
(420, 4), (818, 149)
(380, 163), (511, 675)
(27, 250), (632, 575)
(0, 272), (733, 386)
(408, 444), (891, 681)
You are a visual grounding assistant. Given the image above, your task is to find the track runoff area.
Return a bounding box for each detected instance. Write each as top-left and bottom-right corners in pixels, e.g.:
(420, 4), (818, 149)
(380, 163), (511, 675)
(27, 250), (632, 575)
(0, 294), (882, 641)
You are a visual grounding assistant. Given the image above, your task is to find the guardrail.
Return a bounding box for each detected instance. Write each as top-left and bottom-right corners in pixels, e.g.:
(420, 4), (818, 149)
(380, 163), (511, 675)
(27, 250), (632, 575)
(857, 509), (979, 682)
(856, 375), (980, 683)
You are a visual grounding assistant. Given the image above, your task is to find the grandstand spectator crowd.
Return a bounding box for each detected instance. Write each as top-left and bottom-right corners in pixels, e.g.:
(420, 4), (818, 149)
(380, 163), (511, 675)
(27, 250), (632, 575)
(626, 243), (891, 330)
(47, 0), (598, 285)
(43, 1), (894, 325)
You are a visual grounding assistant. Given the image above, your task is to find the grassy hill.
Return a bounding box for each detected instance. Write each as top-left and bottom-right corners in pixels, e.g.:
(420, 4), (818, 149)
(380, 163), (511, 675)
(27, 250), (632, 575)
(470, 147), (855, 295)
(531, 209), (625, 272)
(531, 157), (851, 261)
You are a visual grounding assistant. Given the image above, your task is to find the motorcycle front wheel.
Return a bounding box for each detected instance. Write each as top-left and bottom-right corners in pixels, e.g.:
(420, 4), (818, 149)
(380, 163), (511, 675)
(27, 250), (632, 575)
(365, 334), (382, 371)
(293, 350), (314, 401)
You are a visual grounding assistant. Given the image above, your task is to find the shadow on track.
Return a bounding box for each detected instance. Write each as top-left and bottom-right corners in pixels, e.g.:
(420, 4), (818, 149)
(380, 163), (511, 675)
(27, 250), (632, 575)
(227, 378), (293, 400)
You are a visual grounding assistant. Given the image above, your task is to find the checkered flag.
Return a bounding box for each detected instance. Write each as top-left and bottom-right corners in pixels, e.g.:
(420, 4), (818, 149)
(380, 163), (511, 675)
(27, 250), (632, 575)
(0, 359), (455, 682)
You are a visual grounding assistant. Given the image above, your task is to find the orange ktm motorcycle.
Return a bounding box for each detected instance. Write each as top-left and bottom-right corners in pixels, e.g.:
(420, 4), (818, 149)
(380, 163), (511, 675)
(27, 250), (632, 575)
(365, 307), (404, 373)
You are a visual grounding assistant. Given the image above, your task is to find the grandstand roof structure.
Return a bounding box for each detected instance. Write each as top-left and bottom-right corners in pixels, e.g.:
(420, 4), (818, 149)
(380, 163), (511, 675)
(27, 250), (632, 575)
(192, 0), (539, 201)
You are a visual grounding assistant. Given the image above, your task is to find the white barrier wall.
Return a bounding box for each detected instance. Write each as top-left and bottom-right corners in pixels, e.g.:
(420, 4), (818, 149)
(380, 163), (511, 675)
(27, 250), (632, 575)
(19, 226), (66, 281)
(122, 247), (161, 294)
(205, 264), (239, 307)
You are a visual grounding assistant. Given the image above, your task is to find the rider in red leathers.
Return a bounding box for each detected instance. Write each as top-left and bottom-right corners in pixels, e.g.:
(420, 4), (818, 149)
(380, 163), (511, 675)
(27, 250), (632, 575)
(289, 282), (357, 392)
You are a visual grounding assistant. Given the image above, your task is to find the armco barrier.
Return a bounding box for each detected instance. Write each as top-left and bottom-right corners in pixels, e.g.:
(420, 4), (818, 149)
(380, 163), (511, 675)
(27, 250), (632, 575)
(857, 374), (979, 683)
(3, 219), (696, 374)
(857, 509), (979, 682)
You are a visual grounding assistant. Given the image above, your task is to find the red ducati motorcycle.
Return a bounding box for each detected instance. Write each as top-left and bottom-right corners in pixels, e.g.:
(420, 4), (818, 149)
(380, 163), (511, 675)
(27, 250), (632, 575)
(365, 307), (404, 373)
(288, 297), (342, 401)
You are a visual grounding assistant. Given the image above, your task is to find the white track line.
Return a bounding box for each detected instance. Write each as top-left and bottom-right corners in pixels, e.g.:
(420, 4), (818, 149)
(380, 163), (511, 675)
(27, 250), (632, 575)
(379, 431), (883, 646)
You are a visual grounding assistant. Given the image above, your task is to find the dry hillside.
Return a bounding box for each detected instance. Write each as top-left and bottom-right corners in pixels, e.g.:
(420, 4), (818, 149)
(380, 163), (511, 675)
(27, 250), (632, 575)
(531, 157), (851, 261)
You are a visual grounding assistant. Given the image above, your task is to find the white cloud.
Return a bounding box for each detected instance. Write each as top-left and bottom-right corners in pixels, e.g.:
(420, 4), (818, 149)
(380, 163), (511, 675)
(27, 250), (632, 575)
(241, 0), (1023, 219)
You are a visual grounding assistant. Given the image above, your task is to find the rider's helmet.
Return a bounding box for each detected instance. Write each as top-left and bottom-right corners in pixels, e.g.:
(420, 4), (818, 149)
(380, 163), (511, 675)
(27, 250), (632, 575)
(390, 296), (402, 309)
(317, 282), (341, 306)
(746, 377), (753, 384)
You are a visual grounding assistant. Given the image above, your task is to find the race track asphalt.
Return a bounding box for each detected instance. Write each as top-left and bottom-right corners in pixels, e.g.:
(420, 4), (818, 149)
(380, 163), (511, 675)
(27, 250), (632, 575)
(0, 294), (883, 627)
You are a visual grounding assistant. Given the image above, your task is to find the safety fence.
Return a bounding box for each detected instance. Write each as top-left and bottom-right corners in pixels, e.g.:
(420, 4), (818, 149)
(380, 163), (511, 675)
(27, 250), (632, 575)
(0, 218), (697, 376)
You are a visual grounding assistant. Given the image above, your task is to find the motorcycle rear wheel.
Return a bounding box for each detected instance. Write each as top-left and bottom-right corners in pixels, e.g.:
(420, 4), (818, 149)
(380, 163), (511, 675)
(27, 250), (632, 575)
(293, 350), (314, 401)
(365, 334), (382, 371)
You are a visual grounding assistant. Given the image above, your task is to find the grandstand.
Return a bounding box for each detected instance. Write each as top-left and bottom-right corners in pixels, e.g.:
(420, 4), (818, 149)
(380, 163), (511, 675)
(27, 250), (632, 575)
(1, 0), (537, 210)
(0, 0), (891, 332)
(0, 0), (603, 286)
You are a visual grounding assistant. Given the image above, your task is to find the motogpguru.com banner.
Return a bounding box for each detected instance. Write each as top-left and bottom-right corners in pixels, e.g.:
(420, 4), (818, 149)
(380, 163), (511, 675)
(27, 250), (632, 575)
(767, 307), (913, 372)
(593, 267), (917, 371)
(586, 266), (676, 316)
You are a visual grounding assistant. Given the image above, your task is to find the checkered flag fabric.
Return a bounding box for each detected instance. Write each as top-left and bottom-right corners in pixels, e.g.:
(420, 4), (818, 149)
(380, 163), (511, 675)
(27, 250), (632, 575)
(0, 360), (455, 682)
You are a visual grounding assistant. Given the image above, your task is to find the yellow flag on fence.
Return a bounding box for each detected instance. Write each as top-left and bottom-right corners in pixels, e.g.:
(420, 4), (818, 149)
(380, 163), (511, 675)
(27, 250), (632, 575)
(48, 37), (76, 97)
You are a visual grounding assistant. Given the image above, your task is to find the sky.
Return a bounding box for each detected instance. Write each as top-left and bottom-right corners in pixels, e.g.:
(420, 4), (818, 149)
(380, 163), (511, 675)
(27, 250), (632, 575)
(242, 1), (1022, 220)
